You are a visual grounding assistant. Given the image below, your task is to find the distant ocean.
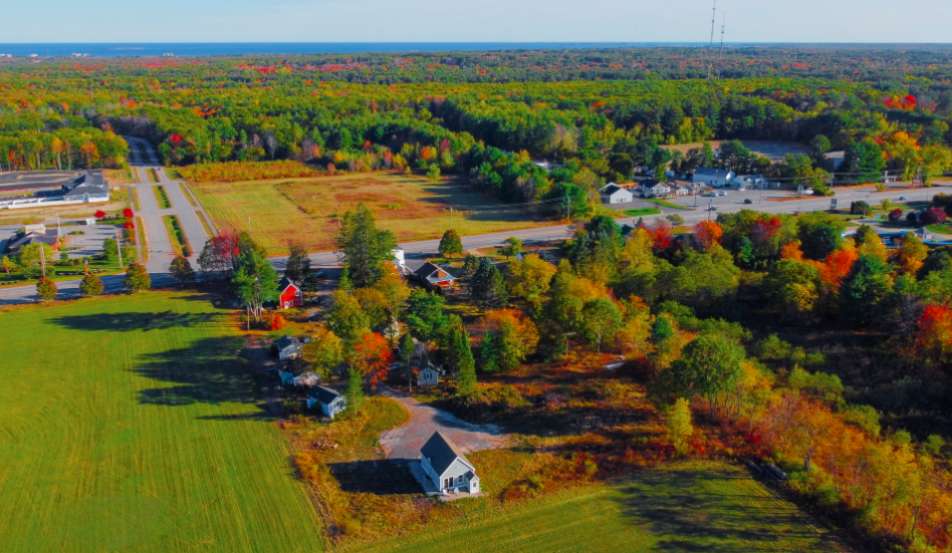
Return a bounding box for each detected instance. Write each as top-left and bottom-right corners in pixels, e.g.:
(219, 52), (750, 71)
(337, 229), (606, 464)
(0, 43), (947, 59)
(0, 42), (698, 59)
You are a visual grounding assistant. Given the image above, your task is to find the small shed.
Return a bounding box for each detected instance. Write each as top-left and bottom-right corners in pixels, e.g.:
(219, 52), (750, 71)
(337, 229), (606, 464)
(420, 431), (480, 495)
(307, 385), (347, 419)
(278, 277), (303, 309)
(273, 335), (304, 361)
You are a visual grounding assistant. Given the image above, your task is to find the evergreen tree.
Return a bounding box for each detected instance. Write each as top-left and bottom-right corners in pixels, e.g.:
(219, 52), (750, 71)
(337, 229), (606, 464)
(438, 229), (463, 257)
(125, 262), (151, 293)
(36, 276), (57, 302)
(169, 255), (195, 285)
(285, 241), (312, 283)
(337, 204), (396, 288)
(79, 270), (104, 297)
(470, 258), (508, 307)
(344, 367), (364, 416)
(443, 315), (476, 376)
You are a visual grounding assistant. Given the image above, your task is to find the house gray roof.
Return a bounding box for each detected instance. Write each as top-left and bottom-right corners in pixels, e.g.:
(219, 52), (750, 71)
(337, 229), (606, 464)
(421, 431), (472, 476)
(311, 385), (341, 404)
(414, 262), (456, 283)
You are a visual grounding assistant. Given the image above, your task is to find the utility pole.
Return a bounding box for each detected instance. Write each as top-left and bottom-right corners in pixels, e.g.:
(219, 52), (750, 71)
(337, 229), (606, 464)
(115, 228), (123, 269)
(707, 0), (718, 81)
(39, 241), (47, 278)
(717, 12), (727, 80)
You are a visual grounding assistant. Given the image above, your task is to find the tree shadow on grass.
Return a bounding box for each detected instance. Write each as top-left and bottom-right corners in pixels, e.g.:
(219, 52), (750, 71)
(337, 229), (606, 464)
(611, 466), (848, 552)
(51, 311), (223, 332)
(328, 460), (420, 495)
(132, 336), (273, 415)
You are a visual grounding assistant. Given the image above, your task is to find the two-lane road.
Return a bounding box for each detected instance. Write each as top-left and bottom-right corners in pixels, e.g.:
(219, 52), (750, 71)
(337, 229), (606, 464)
(2, 179), (949, 306)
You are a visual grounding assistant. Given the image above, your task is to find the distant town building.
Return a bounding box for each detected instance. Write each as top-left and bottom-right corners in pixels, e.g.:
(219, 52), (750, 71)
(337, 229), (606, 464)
(600, 183), (634, 204)
(692, 168), (736, 188)
(639, 181), (672, 198)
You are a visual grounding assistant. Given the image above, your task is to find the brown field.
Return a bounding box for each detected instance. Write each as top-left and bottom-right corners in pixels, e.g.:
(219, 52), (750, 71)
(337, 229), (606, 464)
(189, 172), (552, 255)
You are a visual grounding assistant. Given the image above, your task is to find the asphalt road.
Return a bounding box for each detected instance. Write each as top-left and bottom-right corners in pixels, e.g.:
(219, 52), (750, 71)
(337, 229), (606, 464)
(126, 138), (212, 273)
(2, 179), (949, 306)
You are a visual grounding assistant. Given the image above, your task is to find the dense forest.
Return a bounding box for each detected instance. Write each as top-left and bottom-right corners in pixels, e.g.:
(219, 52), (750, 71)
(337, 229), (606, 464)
(1, 46), (952, 212)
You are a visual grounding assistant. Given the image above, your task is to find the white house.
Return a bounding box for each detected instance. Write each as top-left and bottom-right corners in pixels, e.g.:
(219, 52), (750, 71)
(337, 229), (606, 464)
(600, 183), (634, 205)
(733, 174), (767, 190)
(693, 168), (736, 188)
(417, 365), (440, 388)
(419, 431), (480, 496)
(640, 181), (672, 198)
(307, 385), (347, 419)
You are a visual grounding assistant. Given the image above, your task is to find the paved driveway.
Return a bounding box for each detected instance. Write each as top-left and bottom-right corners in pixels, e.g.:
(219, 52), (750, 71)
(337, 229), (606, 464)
(379, 390), (508, 461)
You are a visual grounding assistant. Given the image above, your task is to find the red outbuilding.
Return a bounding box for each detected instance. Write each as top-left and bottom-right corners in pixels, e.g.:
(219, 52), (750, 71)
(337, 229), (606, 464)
(278, 278), (303, 309)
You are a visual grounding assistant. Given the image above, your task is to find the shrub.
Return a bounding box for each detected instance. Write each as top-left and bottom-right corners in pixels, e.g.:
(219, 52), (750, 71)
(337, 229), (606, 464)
(36, 277), (57, 302)
(125, 262), (151, 293)
(849, 201), (871, 215)
(79, 272), (105, 296)
(922, 207), (948, 226)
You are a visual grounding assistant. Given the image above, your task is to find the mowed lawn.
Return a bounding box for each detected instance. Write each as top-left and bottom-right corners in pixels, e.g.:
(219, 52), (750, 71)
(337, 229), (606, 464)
(190, 172), (550, 254)
(0, 293), (324, 553)
(354, 461), (850, 553)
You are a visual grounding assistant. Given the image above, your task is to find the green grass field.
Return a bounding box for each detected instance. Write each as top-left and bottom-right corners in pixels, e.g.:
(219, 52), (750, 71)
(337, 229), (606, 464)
(0, 293), (324, 553)
(354, 461), (849, 553)
(190, 172), (550, 255)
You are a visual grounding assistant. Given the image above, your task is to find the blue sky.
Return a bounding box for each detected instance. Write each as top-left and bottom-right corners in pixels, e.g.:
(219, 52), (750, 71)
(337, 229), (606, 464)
(5, 0), (951, 43)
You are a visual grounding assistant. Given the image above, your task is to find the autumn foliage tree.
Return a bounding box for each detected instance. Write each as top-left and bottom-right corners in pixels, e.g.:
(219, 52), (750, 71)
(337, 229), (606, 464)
(350, 331), (393, 388)
(693, 221), (723, 251)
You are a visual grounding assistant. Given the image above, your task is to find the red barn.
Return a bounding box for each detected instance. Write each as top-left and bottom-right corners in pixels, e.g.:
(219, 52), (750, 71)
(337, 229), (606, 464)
(278, 278), (303, 309)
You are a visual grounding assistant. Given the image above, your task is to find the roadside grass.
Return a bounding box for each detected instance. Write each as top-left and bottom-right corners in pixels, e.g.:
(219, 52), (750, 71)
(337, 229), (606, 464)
(163, 214), (192, 257)
(355, 460), (849, 553)
(154, 185), (172, 209)
(189, 172), (552, 255)
(624, 207), (662, 217)
(648, 198), (693, 211)
(0, 293), (325, 553)
(927, 223), (952, 235)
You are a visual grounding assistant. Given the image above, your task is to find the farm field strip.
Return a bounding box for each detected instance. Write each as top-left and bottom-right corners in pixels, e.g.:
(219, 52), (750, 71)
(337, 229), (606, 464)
(189, 172), (552, 255)
(0, 293), (324, 553)
(354, 461), (850, 553)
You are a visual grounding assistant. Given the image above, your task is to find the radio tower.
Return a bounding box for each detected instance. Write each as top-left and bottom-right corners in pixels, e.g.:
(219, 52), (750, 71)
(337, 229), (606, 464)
(706, 0), (718, 80)
(717, 11), (727, 79)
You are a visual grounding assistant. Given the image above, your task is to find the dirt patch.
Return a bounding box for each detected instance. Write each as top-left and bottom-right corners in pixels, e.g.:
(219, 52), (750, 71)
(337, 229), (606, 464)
(379, 389), (508, 460)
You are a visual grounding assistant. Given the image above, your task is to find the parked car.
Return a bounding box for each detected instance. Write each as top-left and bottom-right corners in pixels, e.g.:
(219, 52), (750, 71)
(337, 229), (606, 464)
(743, 198), (754, 205)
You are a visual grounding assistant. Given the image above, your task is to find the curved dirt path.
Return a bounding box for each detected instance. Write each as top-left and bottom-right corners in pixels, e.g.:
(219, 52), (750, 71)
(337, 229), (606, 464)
(379, 390), (508, 460)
